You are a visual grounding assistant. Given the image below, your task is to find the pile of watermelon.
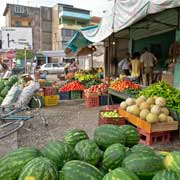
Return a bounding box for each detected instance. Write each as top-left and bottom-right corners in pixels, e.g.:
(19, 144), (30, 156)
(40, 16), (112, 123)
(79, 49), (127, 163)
(0, 76), (19, 105)
(0, 124), (180, 180)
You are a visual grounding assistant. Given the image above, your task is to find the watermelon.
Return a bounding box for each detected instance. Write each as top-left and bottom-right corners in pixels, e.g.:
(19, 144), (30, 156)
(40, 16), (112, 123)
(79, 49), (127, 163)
(41, 141), (74, 170)
(8, 76), (18, 84)
(103, 167), (140, 180)
(1, 86), (10, 97)
(75, 139), (103, 165)
(152, 170), (178, 180)
(94, 125), (125, 150)
(122, 152), (164, 178)
(164, 151), (180, 176)
(120, 125), (139, 147)
(60, 160), (103, 180)
(0, 80), (5, 91)
(18, 157), (58, 180)
(64, 129), (89, 147)
(130, 144), (155, 154)
(0, 96), (3, 104)
(0, 147), (42, 180)
(103, 143), (126, 170)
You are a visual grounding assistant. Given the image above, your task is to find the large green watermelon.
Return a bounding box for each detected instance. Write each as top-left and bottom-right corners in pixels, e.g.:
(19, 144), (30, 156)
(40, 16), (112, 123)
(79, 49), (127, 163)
(41, 141), (74, 170)
(8, 76), (18, 85)
(18, 157), (58, 180)
(0, 80), (5, 91)
(103, 167), (140, 180)
(64, 129), (89, 147)
(152, 170), (178, 180)
(130, 144), (155, 154)
(122, 152), (164, 178)
(120, 125), (139, 147)
(94, 125), (125, 150)
(164, 151), (180, 176)
(0, 147), (42, 180)
(1, 86), (10, 97)
(60, 160), (103, 180)
(103, 143), (126, 170)
(75, 139), (103, 165)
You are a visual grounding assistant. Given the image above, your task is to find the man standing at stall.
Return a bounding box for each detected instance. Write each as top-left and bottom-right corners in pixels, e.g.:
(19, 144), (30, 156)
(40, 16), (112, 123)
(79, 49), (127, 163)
(140, 48), (157, 86)
(118, 52), (130, 76)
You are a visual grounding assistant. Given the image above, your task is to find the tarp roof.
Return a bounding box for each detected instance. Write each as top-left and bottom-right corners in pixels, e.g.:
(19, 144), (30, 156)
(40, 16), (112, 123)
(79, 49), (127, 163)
(65, 0), (180, 54)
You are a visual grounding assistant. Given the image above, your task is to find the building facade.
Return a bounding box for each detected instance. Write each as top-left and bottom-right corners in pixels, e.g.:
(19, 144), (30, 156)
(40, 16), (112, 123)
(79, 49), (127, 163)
(52, 4), (90, 51)
(3, 4), (52, 52)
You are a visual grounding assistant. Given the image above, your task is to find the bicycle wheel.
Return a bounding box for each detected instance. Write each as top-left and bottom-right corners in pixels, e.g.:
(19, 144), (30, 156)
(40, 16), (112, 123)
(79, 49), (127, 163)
(0, 121), (24, 139)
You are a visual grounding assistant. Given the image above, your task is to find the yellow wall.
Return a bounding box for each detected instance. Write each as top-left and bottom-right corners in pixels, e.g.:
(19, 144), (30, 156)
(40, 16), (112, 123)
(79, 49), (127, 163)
(59, 24), (82, 30)
(11, 17), (32, 27)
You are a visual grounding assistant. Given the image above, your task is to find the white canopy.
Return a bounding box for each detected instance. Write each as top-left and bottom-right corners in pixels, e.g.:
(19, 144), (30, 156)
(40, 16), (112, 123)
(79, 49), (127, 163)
(82, 0), (180, 43)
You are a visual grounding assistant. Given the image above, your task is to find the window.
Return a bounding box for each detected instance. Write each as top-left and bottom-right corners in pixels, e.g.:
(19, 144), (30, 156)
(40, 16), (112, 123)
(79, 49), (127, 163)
(15, 21), (21, 27)
(62, 29), (76, 37)
(45, 64), (51, 68)
(15, 5), (28, 14)
(53, 64), (59, 68)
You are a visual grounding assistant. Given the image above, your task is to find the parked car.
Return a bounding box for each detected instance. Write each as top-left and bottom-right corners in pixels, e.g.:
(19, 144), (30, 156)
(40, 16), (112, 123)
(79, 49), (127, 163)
(40, 63), (65, 74)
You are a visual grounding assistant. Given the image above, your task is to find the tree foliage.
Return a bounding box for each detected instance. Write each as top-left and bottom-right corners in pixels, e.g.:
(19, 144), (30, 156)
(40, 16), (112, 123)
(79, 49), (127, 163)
(15, 49), (33, 60)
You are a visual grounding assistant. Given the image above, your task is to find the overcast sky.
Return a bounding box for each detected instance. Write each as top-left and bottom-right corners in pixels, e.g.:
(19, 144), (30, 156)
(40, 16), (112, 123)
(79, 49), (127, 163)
(0, 0), (113, 27)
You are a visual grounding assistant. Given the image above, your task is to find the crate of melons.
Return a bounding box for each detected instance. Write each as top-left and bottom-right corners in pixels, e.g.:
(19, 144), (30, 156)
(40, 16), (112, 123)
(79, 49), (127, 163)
(98, 110), (126, 126)
(119, 96), (178, 133)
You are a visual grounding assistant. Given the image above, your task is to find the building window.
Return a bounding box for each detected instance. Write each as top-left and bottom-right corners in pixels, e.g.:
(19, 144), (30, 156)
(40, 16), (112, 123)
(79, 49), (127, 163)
(15, 5), (28, 14)
(15, 21), (21, 27)
(62, 29), (76, 37)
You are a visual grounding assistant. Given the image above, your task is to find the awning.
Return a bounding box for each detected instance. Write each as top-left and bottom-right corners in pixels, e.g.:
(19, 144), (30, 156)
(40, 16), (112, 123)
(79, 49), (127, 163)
(65, 0), (180, 54)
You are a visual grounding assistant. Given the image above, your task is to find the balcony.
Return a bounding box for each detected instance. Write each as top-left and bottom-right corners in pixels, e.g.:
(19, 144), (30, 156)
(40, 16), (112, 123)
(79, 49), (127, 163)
(59, 11), (90, 20)
(59, 24), (86, 30)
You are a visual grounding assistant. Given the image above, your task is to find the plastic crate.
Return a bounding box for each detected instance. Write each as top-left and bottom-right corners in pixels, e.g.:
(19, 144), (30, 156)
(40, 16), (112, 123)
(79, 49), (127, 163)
(98, 110), (126, 126)
(99, 95), (108, 106)
(59, 91), (70, 100)
(70, 91), (82, 99)
(44, 95), (58, 107)
(85, 96), (99, 108)
(104, 105), (119, 111)
(43, 87), (56, 96)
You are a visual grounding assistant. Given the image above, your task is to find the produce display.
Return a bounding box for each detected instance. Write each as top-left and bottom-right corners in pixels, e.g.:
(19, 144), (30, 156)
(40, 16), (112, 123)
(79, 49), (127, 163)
(138, 81), (180, 114)
(110, 80), (140, 92)
(120, 96), (175, 124)
(1, 124), (180, 180)
(83, 79), (102, 89)
(60, 81), (85, 92)
(121, 88), (142, 98)
(84, 83), (108, 95)
(101, 110), (119, 118)
(74, 72), (98, 82)
(65, 72), (74, 80)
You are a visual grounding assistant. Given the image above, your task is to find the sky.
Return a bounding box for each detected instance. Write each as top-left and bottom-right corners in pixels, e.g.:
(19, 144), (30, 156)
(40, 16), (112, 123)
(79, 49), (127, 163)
(0, 0), (113, 27)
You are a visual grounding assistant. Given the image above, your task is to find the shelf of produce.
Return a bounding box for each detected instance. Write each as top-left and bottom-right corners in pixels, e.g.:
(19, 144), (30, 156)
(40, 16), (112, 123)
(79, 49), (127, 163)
(118, 108), (178, 133)
(108, 88), (132, 100)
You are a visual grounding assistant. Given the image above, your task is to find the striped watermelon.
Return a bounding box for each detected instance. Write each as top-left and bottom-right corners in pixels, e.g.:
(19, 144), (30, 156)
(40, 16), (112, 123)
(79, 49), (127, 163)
(0, 147), (42, 180)
(41, 141), (74, 170)
(164, 151), (180, 176)
(152, 170), (178, 180)
(103, 143), (126, 170)
(75, 139), (103, 165)
(130, 144), (155, 154)
(64, 129), (89, 147)
(18, 157), (58, 180)
(60, 160), (103, 180)
(120, 125), (139, 147)
(94, 125), (125, 150)
(103, 167), (140, 180)
(122, 152), (164, 177)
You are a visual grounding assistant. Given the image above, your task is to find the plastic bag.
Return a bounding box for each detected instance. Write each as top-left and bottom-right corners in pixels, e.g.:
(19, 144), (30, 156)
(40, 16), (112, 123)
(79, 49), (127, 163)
(16, 81), (40, 108)
(1, 84), (22, 106)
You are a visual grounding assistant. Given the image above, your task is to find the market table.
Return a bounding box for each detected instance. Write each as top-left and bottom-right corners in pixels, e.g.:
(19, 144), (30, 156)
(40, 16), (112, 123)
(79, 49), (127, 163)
(108, 88), (133, 105)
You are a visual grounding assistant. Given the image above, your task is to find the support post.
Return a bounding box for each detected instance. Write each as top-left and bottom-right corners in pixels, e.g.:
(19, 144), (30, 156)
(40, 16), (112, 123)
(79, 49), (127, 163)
(45, 56), (48, 64)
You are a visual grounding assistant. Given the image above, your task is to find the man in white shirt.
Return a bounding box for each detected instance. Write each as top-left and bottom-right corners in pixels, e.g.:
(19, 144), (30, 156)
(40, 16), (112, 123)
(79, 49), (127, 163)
(140, 48), (157, 86)
(32, 61), (37, 74)
(118, 53), (130, 75)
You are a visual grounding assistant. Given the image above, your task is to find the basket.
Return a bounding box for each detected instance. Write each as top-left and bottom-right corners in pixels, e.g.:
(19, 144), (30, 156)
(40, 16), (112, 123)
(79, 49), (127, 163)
(70, 91), (82, 99)
(85, 95), (99, 108)
(98, 110), (126, 126)
(43, 87), (56, 96)
(44, 95), (58, 107)
(99, 95), (108, 106)
(59, 91), (71, 100)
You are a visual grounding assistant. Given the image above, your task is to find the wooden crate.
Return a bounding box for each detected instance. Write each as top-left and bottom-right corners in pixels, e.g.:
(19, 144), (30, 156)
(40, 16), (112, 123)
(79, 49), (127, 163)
(118, 108), (178, 133)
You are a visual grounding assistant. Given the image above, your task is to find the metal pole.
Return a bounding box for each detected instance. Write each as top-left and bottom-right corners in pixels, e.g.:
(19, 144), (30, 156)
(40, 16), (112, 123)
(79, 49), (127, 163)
(91, 48), (93, 68)
(24, 48), (27, 73)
